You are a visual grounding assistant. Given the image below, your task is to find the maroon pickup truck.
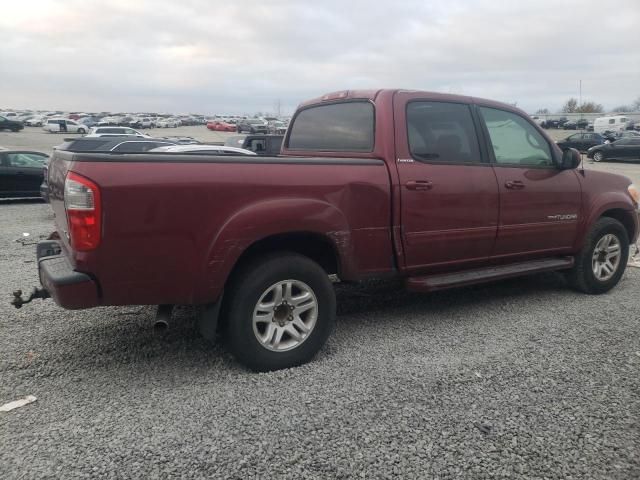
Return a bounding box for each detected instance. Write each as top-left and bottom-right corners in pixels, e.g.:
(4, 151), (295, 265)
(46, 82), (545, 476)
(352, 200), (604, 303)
(20, 89), (640, 371)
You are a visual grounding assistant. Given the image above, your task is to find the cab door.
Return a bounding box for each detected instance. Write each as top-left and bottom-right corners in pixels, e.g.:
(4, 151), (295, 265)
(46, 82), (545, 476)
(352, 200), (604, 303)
(476, 106), (581, 259)
(393, 93), (500, 273)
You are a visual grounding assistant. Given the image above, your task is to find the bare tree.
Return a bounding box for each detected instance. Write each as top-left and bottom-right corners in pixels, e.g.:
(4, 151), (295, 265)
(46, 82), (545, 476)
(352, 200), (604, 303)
(562, 98), (603, 114)
(536, 108), (550, 114)
(561, 98), (578, 113)
(576, 102), (603, 113)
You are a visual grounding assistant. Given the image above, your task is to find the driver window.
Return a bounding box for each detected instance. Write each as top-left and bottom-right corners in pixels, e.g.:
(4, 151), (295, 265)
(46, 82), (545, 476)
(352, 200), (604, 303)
(479, 107), (553, 167)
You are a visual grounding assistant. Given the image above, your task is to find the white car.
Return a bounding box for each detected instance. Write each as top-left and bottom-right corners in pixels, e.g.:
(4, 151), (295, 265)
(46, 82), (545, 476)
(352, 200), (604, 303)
(139, 117), (155, 129)
(42, 118), (89, 134)
(156, 118), (178, 128)
(85, 127), (151, 138)
(149, 145), (256, 155)
(25, 116), (45, 127)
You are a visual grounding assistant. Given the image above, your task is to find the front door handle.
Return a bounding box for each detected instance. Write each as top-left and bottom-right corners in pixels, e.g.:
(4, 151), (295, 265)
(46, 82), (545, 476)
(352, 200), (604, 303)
(505, 180), (525, 190)
(406, 180), (433, 191)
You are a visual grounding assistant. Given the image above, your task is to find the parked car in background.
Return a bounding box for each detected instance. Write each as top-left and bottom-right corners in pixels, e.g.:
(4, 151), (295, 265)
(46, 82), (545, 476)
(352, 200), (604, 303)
(0, 115), (24, 132)
(557, 133), (605, 152)
(619, 131), (640, 139)
(542, 119), (559, 129)
(25, 116), (45, 127)
(156, 118), (178, 128)
(588, 137), (640, 162)
(207, 121), (236, 132)
(224, 134), (284, 155)
(97, 116), (123, 126)
(158, 136), (201, 145)
(139, 117), (155, 129)
(0, 150), (48, 198)
(149, 144), (256, 155)
(530, 116), (546, 126)
(587, 122), (594, 132)
(236, 119), (268, 134)
(575, 119), (589, 129)
(563, 120), (578, 130)
(268, 120), (288, 134)
(85, 127), (150, 138)
(42, 118), (88, 134)
(78, 116), (101, 128)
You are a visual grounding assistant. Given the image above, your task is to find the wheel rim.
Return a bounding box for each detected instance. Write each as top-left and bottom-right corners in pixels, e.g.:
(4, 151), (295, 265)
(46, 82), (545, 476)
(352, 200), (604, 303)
(594, 152), (603, 161)
(252, 279), (318, 352)
(592, 233), (622, 282)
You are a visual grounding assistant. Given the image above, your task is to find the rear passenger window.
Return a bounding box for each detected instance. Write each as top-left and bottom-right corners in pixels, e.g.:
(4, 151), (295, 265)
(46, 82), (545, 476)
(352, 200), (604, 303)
(407, 102), (481, 163)
(479, 107), (553, 167)
(287, 101), (374, 152)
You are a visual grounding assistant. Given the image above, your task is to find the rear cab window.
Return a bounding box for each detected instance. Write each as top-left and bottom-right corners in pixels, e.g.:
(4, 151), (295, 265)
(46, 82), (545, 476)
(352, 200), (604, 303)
(287, 101), (374, 152)
(406, 101), (481, 164)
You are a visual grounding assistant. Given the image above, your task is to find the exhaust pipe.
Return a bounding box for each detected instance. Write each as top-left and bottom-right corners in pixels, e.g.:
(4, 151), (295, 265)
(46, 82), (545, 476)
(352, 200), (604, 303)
(154, 304), (173, 331)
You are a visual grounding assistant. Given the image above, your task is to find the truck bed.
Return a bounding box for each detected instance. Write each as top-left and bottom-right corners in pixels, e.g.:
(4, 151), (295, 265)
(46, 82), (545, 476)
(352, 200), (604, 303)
(47, 149), (394, 306)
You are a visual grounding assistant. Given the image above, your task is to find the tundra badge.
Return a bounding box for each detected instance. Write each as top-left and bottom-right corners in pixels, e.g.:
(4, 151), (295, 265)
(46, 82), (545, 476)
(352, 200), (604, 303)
(547, 214), (578, 221)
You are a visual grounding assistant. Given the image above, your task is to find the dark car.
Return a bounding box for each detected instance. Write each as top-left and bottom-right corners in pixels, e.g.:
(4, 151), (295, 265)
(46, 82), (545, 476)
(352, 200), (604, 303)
(587, 137), (640, 162)
(576, 119), (589, 129)
(236, 119), (268, 134)
(0, 115), (24, 132)
(563, 120), (578, 130)
(0, 150), (48, 198)
(40, 138), (176, 201)
(224, 134), (284, 155)
(543, 119), (559, 128)
(620, 131), (640, 139)
(557, 133), (605, 152)
(557, 117), (569, 128)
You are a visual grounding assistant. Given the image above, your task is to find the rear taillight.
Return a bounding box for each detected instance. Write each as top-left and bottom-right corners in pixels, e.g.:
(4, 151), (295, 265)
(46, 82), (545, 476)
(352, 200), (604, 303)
(64, 172), (101, 251)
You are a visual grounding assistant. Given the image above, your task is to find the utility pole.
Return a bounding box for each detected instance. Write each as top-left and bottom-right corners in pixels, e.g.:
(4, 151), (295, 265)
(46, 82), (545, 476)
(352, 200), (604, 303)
(579, 79), (582, 117)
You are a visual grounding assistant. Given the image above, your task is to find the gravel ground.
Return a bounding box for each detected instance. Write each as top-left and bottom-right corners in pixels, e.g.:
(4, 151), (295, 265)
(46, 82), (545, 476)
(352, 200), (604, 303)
(1, 202), (639, 479)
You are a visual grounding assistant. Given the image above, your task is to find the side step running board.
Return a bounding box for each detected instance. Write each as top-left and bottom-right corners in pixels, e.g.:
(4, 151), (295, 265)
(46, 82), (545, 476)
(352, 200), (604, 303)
(406, 257), (574, 292)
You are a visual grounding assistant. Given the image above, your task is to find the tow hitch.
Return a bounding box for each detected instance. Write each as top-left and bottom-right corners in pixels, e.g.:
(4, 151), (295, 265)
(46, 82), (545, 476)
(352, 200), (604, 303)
(11, 288), (50, 309)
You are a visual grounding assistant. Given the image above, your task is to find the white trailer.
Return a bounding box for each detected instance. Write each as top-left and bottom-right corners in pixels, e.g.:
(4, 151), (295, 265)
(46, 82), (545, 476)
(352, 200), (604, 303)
(593, 115), (629, 134)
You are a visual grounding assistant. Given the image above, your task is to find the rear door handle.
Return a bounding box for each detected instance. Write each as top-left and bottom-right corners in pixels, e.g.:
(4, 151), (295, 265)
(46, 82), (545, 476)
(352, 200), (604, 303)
(405, 180), (433, 191)
(505, 180), (525, 190)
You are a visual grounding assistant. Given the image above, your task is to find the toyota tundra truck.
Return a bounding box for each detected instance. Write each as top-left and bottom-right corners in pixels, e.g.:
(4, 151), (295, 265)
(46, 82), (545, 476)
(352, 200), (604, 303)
(18, 90), (640, 371)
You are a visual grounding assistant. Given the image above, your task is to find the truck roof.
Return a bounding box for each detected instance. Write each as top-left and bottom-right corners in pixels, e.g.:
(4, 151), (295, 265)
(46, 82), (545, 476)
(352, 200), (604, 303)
(298, 89), (521, 115)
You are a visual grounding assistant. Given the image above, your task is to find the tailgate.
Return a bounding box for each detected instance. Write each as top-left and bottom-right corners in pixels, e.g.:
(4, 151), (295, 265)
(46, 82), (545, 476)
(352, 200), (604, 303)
(47, 149), (74, 253)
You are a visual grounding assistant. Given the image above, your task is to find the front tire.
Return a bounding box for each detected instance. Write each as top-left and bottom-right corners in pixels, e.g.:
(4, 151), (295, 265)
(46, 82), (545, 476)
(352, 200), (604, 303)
(593, 151), (605, 162)
(566, 217), (629, 294)
(77, 128), (86, 134)
(224, 253), (336, 371)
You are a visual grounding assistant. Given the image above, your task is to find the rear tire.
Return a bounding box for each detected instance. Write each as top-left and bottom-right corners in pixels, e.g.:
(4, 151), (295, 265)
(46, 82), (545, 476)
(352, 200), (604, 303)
(224, 253), (336, 372)
(566, 217), (629, 294)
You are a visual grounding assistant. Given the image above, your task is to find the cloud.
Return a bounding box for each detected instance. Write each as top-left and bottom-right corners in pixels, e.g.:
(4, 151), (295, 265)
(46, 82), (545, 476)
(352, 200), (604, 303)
(1, 0), (638, 114)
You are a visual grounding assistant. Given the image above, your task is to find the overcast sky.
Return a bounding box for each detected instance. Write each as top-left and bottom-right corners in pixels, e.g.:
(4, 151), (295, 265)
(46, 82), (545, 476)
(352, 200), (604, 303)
(1, 0), (639, 115)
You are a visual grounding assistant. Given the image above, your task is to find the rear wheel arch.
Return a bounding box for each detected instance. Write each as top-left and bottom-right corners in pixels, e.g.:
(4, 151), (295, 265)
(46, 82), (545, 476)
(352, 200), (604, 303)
(230, 231), (341, 279)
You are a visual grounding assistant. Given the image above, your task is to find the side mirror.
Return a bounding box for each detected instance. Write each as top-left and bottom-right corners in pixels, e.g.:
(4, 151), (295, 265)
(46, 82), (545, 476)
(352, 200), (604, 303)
(561, 148), (581, 169)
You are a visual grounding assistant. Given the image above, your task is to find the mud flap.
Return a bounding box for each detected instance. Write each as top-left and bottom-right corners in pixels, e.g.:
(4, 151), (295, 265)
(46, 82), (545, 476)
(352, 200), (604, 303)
(197, 296), (223, 341)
